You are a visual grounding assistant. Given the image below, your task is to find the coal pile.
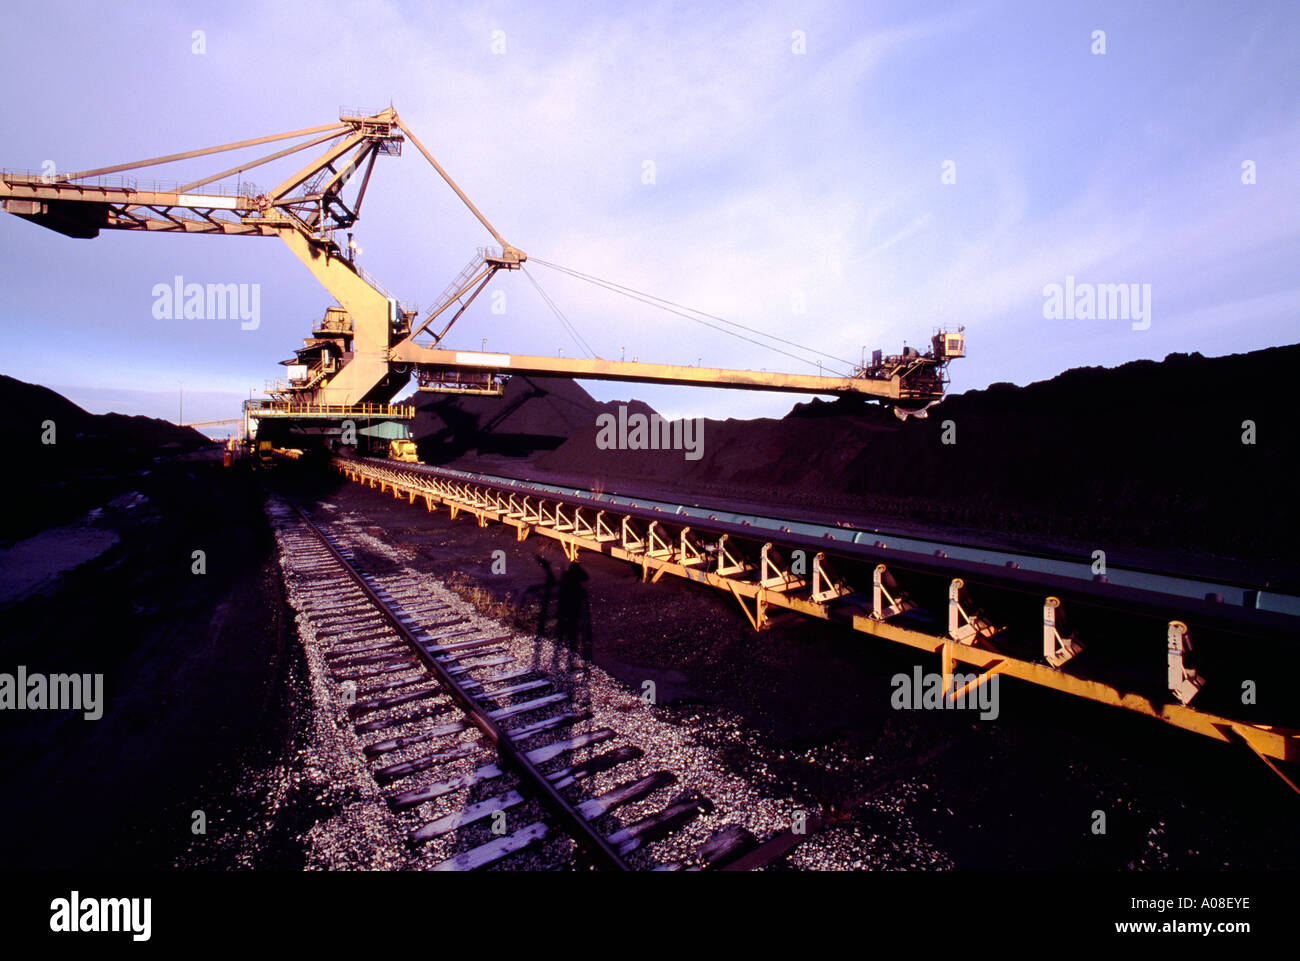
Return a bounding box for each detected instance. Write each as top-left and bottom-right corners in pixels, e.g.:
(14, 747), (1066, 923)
(411, 375), (653, 462)
(2, 374), (213, 541)
(415, 345), (1298, 563)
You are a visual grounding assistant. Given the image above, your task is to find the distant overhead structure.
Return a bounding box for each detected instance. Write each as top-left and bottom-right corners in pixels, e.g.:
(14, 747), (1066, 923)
(0, 107), (964, 448)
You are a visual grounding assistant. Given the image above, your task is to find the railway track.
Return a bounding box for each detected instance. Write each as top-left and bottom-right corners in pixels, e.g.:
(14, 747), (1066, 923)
(266, 498), (798, 870)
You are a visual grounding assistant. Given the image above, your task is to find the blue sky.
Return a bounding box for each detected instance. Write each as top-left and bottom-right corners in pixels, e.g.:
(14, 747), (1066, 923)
(1, 0), (1296, 426)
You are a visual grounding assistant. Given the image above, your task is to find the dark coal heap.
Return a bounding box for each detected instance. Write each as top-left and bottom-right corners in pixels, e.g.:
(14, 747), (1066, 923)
(3, 374), (213, 541)
(4, 375), (210, 457)
(413, 344), (1298, 562)
(410, 375), (654, 462)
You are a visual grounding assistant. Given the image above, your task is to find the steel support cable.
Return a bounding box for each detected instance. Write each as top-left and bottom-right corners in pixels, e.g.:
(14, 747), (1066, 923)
(536, 270), (596, 358)
(531, 258), (858, 376)
(536, 260), (844, 375)
(522, 266), (596, 359)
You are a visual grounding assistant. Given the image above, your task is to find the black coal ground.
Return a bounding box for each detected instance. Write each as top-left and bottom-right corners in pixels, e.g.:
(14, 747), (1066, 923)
(2, 454), (1296, 870)
(0, 455), (320, 870)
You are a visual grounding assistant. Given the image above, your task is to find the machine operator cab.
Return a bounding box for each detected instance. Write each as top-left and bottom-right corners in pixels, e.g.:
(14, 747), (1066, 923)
(933, 329), (965, 361)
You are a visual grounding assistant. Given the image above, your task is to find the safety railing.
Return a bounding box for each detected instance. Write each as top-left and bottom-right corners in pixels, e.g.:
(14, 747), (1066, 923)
(244, 400), (414, 418)
(1, 169), (263, 198)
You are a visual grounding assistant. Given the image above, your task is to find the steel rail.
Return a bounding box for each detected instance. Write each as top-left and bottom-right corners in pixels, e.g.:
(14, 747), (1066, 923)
(289, 502), (631, 870)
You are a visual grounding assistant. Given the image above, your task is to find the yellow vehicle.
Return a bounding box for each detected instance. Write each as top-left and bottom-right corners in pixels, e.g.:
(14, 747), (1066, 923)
(257, 439), (274, 467)
(389, 438), (419, 462)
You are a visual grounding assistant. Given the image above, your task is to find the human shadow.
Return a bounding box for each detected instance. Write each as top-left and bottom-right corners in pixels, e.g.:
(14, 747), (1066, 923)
(521, 557), (557, 662)
(524, 559), (595, 711)
(556, 562), (592, 664)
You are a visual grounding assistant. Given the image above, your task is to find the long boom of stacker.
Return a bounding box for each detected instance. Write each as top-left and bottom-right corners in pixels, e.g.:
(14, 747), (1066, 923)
(0, 107), (964, 412)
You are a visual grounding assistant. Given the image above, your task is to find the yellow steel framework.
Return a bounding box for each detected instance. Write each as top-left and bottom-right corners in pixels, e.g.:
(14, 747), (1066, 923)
(331, 456), (1300, 781)
(1, 107), (963, 416)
